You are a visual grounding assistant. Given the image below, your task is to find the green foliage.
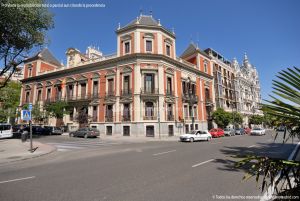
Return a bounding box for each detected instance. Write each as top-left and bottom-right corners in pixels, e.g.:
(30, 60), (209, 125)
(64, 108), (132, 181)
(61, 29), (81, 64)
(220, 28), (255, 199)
(0, 0), (54, 87)
(31, 103), (46, 123)
(0, 81), (21, 123)
(263, 66), (300, 140)
(231, 112), (243, 125)
(44, 101), (69, 119)
(249, 115), (264, 125)
(212, 108), (231, 128)
(236, 155), (300, 198)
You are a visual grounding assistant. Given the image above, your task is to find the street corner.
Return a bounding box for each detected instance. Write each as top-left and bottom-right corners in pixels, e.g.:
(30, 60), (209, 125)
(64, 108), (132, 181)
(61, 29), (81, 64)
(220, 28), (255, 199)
(0, 139), (57, 165)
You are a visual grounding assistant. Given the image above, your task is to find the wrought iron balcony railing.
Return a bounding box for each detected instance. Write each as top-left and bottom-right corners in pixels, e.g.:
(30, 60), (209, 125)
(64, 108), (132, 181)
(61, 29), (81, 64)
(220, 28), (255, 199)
(143, 116), (157, 120)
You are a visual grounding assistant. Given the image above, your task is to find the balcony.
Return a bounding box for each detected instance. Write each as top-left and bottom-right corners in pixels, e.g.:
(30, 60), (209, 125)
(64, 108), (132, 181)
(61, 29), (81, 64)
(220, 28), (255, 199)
(166, 90), (175, 97)
(141, 88), (159, 96)
(143, 116), (157, 120)
(105, 91), (115, 97)
(167, 115), (174, 121)
(182, 93), (198, 104)
(105, 115), (114, 122)
(122, 115), (131, 122)
(120, 89), (132, 97)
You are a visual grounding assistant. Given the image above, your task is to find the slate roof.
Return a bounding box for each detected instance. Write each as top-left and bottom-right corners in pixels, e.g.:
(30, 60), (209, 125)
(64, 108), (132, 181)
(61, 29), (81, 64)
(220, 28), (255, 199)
(125, 15), (159, 27)
(25, 49), (61, 67)
(180, 43), (199, 58)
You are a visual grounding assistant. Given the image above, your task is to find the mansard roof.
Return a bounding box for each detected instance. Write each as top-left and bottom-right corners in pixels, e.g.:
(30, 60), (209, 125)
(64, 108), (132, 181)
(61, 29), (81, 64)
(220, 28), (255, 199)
(116, 15), (175, 38)
(180, 43), (210, 59)
(24, 48), (61, 67)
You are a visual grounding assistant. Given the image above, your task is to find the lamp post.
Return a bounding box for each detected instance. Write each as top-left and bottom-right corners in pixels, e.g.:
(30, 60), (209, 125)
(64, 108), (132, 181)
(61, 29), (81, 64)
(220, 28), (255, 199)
(230, 102), (235, 129)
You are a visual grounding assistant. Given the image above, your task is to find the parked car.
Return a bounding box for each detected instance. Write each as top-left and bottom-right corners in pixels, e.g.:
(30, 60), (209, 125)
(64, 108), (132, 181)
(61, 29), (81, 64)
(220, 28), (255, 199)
(209, 128), (224, 138)
(44, 126), (63, 135)
(244, 127), (252, 134)
(276, 126), (285, 132)
(179, 130), (212, 142)
(69, 127), (100, 138)
(235, 128), (245, 135)
(250, 128), (266, 136)
(0, 123), (13, 139)
(31, 125), (46, 135)
(12, 124), (28, 138)
(224, 128), (235, 136)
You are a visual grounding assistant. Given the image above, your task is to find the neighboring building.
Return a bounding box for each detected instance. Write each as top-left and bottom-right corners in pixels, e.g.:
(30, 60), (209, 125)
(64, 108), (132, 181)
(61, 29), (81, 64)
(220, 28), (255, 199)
(19, 14), (214, 137)
(0, 66), (24, 83)
(232, 54), (262, 126)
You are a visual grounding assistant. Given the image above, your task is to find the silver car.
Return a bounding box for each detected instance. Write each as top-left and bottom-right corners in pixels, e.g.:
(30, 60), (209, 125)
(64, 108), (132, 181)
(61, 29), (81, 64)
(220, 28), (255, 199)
(224, 128), (235, 136)
(69, 127), (100, 138)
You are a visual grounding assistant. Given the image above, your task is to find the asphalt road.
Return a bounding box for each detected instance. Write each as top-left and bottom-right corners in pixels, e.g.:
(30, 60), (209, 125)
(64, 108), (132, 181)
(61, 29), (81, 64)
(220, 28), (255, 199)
(0, 130), (298, 201)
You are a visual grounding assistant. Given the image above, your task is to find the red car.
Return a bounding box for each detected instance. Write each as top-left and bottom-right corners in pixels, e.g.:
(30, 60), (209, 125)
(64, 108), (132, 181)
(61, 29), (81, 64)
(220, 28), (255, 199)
(244, 127), (251, 134)
(209, 128), (224, 138)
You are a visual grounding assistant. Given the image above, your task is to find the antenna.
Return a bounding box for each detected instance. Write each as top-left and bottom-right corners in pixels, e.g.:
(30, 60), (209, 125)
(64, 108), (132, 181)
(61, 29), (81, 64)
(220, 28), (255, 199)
(150, 6), (153, 16)
(139, 6), (143, 16)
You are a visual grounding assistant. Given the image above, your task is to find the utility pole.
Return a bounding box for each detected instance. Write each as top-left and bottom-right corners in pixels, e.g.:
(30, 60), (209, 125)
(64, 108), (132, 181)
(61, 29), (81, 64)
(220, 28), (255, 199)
(29, 103), (33, 152)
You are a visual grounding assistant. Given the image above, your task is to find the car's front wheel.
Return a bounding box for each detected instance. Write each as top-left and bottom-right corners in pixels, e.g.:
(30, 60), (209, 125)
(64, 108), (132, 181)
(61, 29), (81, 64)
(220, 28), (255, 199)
(84, 134), (88, 139)
(190, 138), (194, 143)
(69, 133), (74, 137)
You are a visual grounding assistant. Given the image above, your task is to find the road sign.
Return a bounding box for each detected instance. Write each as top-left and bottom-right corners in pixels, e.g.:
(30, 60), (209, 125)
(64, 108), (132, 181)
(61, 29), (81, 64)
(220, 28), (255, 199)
(28, 103), (33, 111)
(21, 110), (31, 121)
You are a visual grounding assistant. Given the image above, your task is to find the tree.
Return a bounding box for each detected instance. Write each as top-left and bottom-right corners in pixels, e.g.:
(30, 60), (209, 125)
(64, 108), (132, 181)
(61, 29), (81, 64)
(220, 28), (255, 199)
(249, 115), (264, 125)
(75, 108), (91, 128)
(0, 81), (21, 123)
(44, 101), (69, 126)
(0, 0), (54, 88)
(237, 67), (300, 198)
(212, 108), (231, 128)
(231, 112), (243, 126)
(31, 103), (46, 124)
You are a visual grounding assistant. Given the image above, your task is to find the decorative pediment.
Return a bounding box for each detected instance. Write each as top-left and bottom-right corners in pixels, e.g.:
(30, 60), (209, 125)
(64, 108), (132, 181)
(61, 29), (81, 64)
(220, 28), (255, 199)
(204, 81), (210, 87)
(105, 69), (116, 77)
(66, 77), (76, 84)
(165, 96), (175, 103)
(143, 33), (154, 39)
(121, 66), (132, 73)
(164, 38), (173, 45)
(77, 75), (88, 83)
(92, 73), (100, 79)
(165, 67), (174, 75)
(36, 83), (43, 89)
(46, 81), (52, 87)
(25, 85), (31, 90)
(54, 79), (62, 86)
(121, 34), (132, 41)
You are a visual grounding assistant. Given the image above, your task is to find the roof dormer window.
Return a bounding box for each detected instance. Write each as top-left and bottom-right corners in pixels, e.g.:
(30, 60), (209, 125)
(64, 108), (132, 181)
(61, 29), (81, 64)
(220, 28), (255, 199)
(124, 41), (130, 54)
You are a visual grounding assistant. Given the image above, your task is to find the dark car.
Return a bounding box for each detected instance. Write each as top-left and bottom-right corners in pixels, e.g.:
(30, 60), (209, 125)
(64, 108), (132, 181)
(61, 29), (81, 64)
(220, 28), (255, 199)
(69, 127), (100, 138)
(44, 126), (63, 135)
(12, 124), (28, 138)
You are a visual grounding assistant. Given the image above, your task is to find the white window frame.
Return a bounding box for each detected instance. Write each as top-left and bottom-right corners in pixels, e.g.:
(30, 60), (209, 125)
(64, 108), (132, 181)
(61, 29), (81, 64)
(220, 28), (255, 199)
(123, 40), (131, 55)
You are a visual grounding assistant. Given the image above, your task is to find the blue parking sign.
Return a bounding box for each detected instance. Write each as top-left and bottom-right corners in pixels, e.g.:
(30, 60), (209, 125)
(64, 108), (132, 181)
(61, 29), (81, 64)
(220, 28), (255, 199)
(21, 110), (31, 121)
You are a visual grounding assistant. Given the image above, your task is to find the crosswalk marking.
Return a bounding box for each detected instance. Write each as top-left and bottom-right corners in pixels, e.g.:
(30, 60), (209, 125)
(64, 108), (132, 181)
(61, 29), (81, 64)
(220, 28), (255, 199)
(47, 140), (128, 152)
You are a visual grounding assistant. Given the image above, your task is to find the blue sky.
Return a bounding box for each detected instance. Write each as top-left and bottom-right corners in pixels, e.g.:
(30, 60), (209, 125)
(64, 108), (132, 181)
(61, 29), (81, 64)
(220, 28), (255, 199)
(45, 0), (300, 101)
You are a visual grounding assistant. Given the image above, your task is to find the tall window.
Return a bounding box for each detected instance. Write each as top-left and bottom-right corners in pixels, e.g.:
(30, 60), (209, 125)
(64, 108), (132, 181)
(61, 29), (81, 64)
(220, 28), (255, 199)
(93, 106), (97, 122)
(37, 90), (42, 101)
(146, 40), (152, 52)
(25, 91), (30, 103)
(123, 76), (130, 94)
(184, 105), (188, 118)
(167, 77), (172, 95)
(182, 81), (186, 94)
(28, 67), (32, 77)
(145, 74), (154, 93)
(205, 88), (210, 101)
(189, 106), (193, 117)
(67, 85), (73, 98)
(193, 106), (197, 119)
(167, 104), (173, 120)
(80, 83), (86, 97)
(106, 105), (113, 118)
(124, 42), (130, 54)
(204, 62), (208, 73)
(123, 104), (130, 121)
(145, 102), (154, 117)
(93, 81), (98, 97)
(46, 88), (51, 100)
(166, 44), (171, 56)
(56, 86), (62, 100)
(108, 78), (114, 95)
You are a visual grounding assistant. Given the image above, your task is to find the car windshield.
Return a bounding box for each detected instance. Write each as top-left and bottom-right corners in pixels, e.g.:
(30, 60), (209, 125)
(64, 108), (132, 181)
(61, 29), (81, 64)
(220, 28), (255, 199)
(253, 128), (261, 130)
(224, 128), (230, 131)
(188, 130), (197, 134)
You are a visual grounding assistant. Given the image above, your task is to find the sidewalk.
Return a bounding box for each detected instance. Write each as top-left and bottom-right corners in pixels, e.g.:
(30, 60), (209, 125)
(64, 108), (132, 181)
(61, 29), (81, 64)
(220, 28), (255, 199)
(0, 139), (56, 165)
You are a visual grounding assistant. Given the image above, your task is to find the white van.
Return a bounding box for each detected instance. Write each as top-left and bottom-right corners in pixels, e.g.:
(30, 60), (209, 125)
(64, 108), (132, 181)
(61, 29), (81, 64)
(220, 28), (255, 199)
(0, 123), (13, 139)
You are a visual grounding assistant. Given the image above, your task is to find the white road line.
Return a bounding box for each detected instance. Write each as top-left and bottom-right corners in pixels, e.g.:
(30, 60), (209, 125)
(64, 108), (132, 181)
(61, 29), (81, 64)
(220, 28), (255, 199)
(248, 145), (257, 148)
(192, 159), (215, 168)
(153, 150), (176, 156)
(0, 176), (35, 184)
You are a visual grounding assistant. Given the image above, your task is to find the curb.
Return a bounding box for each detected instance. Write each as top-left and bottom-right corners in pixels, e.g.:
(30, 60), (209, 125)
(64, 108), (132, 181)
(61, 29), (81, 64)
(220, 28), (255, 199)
(0, 141), (57, 166)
